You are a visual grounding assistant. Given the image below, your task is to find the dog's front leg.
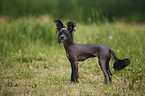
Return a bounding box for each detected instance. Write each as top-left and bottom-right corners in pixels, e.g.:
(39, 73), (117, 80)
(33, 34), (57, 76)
(70, 60), (79, 83)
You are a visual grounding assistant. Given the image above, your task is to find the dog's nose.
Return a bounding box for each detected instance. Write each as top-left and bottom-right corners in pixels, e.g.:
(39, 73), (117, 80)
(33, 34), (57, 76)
(61, 36), (64, 39)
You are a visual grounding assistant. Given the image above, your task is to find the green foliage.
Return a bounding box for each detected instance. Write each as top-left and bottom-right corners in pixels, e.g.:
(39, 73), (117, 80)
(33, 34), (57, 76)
(0, 0), (145, 23)
(0, 17), (145, 95)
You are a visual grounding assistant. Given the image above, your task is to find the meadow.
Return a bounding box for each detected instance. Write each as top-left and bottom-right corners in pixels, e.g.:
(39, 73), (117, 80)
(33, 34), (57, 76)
(0, 15), (145, 95)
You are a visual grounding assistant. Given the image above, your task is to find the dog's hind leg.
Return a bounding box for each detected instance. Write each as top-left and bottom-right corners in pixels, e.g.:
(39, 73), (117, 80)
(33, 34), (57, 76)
(106, 57), (112, 83)
(99, 59), (109, 84)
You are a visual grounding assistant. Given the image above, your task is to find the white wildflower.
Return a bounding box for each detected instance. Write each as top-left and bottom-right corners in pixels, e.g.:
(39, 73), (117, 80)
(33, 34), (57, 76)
(90, 74), (94, 76)
(39, 52), (42, 55)
(109, 36), (113, 40)
(29, 66), (33, 69)
(117, 50), (120, 53)
(32, 59), (35, 64)
(140, 69), (142, 71)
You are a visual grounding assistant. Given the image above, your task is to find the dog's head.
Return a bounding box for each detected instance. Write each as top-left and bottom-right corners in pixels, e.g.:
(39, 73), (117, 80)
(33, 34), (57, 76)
(54, 20), (76, 45)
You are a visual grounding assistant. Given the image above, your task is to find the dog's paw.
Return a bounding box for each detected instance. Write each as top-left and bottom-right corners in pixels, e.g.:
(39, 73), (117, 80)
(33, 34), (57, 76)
(68, 81), (74, 83)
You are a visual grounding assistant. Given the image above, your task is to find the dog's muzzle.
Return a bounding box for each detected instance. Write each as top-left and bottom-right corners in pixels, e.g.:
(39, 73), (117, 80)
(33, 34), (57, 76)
(59, 36), (66, 44)
(61, 36), (64, 39)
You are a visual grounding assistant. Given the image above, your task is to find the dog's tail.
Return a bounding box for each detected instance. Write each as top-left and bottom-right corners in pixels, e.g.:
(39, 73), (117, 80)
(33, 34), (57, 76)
(109, 49), (130, 71)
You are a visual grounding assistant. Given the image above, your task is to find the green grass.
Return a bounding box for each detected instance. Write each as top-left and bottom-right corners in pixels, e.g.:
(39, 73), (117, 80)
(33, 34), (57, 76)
(0, 16), (145, 95)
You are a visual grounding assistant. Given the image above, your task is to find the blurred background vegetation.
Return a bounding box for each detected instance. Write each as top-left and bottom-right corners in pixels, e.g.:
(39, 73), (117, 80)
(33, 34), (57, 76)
(0, 0), (145, 23)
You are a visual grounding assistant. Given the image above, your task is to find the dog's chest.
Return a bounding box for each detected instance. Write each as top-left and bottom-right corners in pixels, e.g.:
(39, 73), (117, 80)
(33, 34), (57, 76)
(66, 52), (70, 59)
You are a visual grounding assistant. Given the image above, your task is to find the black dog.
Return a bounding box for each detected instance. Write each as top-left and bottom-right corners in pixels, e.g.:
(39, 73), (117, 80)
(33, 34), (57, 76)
(54, 20), (130, 84)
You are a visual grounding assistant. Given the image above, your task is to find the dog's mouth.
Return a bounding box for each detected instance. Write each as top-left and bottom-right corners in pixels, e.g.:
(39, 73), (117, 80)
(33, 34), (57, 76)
(59, 40), (65, 45)
(60, 39), (65, 42)
(59, 38), (66, 45)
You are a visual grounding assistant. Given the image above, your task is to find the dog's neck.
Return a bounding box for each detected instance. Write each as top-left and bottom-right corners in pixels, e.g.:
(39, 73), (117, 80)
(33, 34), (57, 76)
(63, 39), (74, 53)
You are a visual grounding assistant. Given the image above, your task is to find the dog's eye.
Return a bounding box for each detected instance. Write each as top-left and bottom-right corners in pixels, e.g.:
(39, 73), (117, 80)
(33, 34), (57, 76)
(59, 32), (63, 35)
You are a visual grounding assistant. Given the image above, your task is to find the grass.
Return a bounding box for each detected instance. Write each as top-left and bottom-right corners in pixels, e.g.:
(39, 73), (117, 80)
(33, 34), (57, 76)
(0, 15), (145, 95)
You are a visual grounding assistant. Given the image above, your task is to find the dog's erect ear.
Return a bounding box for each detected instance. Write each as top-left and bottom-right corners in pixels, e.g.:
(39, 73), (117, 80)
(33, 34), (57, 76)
(66, 21), (76, 33)
(54, 20), (64, 31)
